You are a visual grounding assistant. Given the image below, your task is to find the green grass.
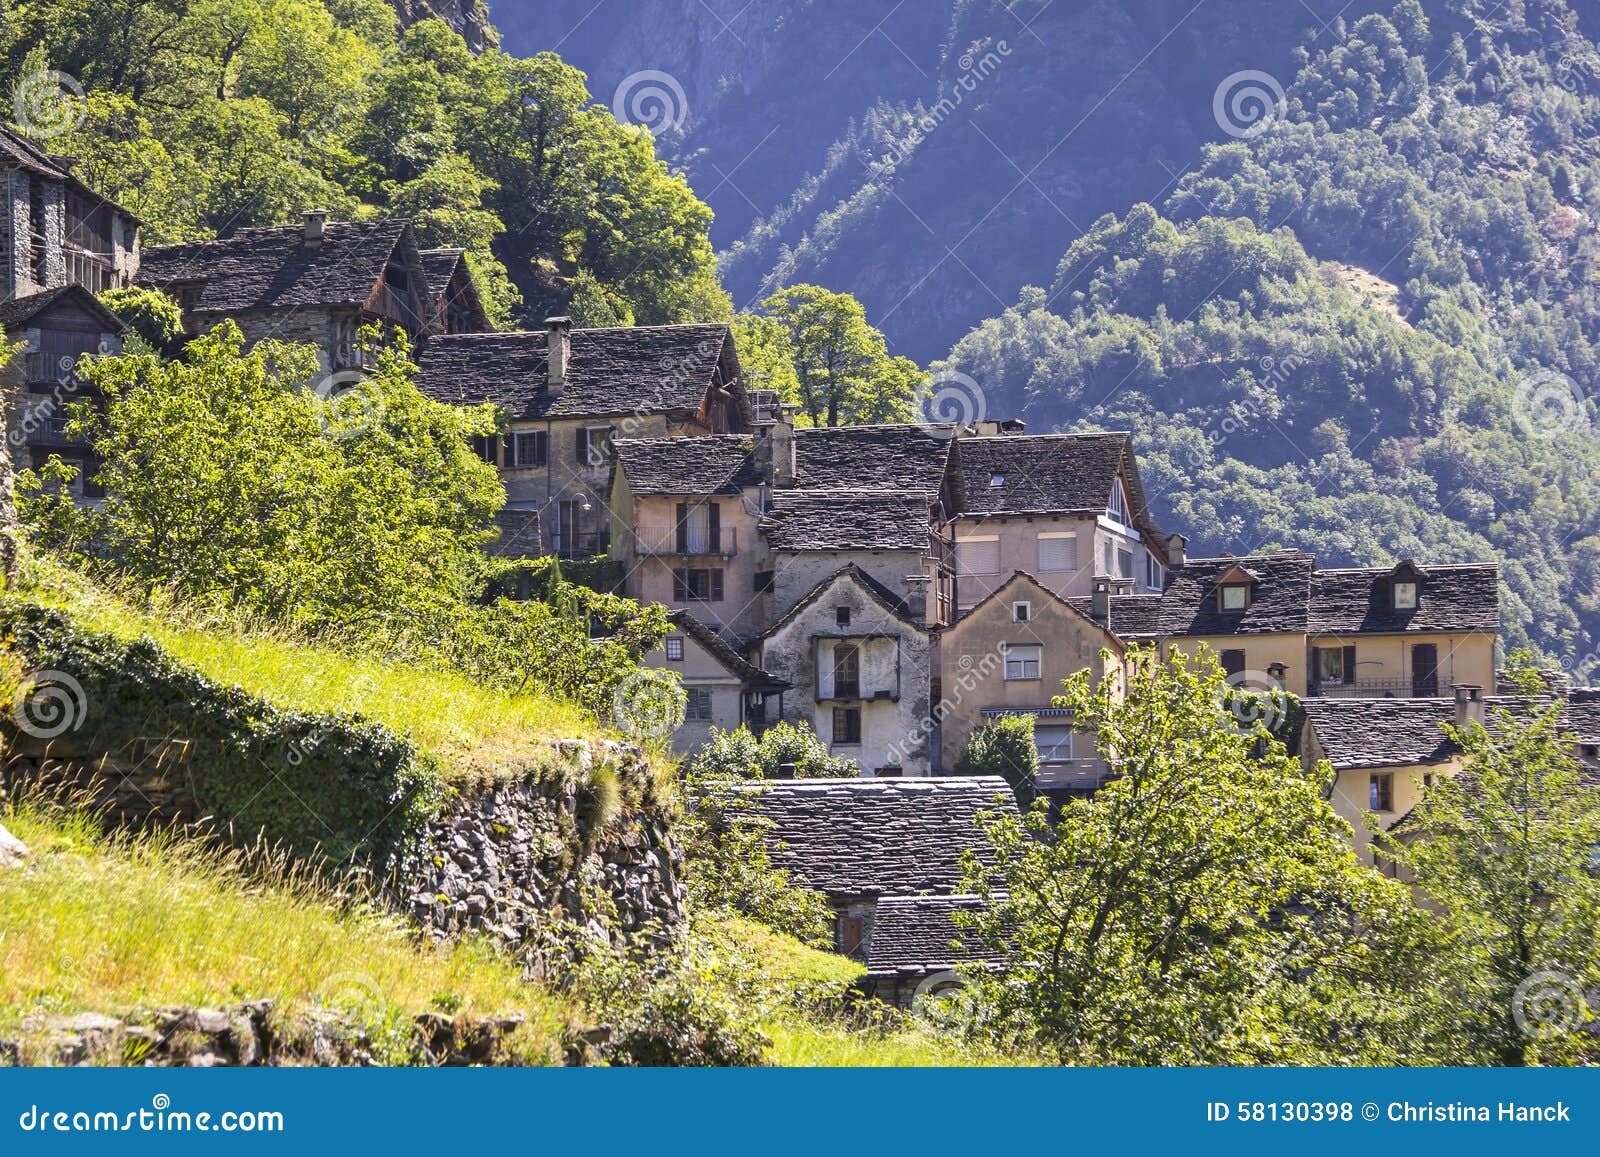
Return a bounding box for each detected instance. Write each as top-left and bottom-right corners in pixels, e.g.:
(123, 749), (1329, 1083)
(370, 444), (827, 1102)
(11, 559), (596, 783)
(0, 801), (574, 1063)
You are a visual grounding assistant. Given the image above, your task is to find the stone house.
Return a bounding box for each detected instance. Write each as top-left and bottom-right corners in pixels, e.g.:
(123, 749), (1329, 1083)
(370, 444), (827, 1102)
(417, 247), (492, 335)
(948, 432), (1175, 614)
(0, 285), (125, 498)
(1, 125), (140, 301)
(936, 571), (1124, 791)
(137, 213), (439, 374)
(736, 775), (1017, 1005)
(755, 564), (934, 776)
(642, 611), (788, 754)
(418, 319), (750, 559)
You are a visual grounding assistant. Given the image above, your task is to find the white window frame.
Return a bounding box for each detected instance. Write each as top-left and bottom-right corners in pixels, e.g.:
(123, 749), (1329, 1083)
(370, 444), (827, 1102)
(1108, 477), (1129, 523)
(1012, 600), (1031, 623)
(1219, 584), (1249, 611)
(664, 636), (684, 661)
(1037, 531), (1078, 574)
(1003, 643), (1042, 681)
(1394, 580), (1418, 610)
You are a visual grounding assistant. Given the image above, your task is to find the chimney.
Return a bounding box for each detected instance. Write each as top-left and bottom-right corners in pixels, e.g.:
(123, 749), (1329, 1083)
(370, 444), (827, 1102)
(302, 209), (328, 247)
(1454, 684), (1484, 730)
(762, 403), (796, 488)
(773, 762), (797, 781)
(904, 573), (933, 624)
(545, 316), (572, 388)
(1091, 575), (1114, 624)
(1166, 532), (1187, 570)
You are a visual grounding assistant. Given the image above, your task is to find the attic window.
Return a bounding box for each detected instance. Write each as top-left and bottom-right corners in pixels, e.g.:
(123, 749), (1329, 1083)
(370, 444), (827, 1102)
(836, 606), (851, 627)
(989, 473), (1006, 487)
(1394, 580), (1418, 610)
(664, 636), (684, 661)
(1013, 601), (1030, 624)
(1219, 584), (1250, 612)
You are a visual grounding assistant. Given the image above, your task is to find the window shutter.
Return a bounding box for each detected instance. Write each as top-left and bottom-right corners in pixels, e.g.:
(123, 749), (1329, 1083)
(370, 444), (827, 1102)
(672, 569), (686, 601)
(1343, 646), (1358, 686)
(707, 502), (721, 550)
(575, 427), (589, 462)
(1038, 535), (1076, 573)
(957, 538), (999, 575)
(709, 569), (724, 602)
(1220, 649), (1246, 678)
(1309, 647), (1323, 693)
(675, 503), (690, 552)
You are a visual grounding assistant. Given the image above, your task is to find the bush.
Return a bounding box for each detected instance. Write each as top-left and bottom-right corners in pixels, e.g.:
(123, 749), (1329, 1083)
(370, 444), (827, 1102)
(686, 721), (858, 780)
(955, 715), (1039, 806)
(608, 975), (770, 1067)
(98, 286), (185, 354)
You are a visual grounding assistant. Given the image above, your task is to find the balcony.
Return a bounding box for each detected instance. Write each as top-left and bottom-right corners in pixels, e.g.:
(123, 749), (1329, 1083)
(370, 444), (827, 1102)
(633, 524), (739, 557)
(1309, 677), (1454, 700)
(1036, 759), (1114, 794)
(554, 530), (610, 560)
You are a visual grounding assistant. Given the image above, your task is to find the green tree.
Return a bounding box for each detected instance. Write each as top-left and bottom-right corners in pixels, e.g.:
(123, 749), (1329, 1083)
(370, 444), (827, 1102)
(960, 647), (1418, 1064)
(54, 321), (502, 634)
(955, 714), (1039, 808)
(758, 284), (919, 426)
(98, 286), (184, 353)
(1381, 679), (1600, 1066)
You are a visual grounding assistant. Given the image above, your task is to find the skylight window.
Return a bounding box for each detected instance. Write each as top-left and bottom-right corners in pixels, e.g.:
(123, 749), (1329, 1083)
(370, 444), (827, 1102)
(989, 473), (1006, 487)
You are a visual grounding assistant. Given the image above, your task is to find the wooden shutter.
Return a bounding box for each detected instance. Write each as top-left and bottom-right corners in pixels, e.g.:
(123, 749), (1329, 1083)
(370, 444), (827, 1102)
(709, 569), (724, 602)
(1309, 646), (1323, 694)
(1343, 646), (1358, 686)
(1220, 649), (1246, 678)
(672, 568), (686, 600)
(707, 502), (721, 551)
(575, 427), (589, 463)
(675, 503), (690, 552)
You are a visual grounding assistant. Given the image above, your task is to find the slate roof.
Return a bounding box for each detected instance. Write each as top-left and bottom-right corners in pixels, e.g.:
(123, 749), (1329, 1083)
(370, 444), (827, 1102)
(952, 571), (1122, 643)
(0, 123), (71, 179)
(0, 285), (124, 332)
(761, 491), (931, 552)
(1157, 551), (1316, 637)
(791, 424), (955, 497)
(732, 776), (1018, 898)
(760, 563), (924, 639)
(1563, 690), (1600, 744)
(614, 435), (761, 496)
(865, 895), (1004, 975)
(415, 324), (732, 420)
(1308, 564), (1499, 634)
(139, 220), (413, 314)
(668, 611), (787, 689)
(1066, 592), (1164, 640)
(418, 248), (465, 294)
(1302, 697), (1519, 770)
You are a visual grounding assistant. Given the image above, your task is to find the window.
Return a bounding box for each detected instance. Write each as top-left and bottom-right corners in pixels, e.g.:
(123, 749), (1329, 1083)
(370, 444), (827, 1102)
(1369, 773), (1394, 812)
(1037, 533), (1077, 573)
(956, 536), (1000, 576)
(1220, 648), (1246, 679)
(1004, 643), (1042, 681)
(753, 570), (774, 594)
(1034, 724), (1073, 764)
(664, 636), (684, 661)
(1117, 548), (1134, 580)
(1219, 584), (1249, 611)
(1108, 479), (1129, 523)
(472, 435), (498, 465)
(832, 643), (861, 698)
(1394, 580), (1418, 610)
(1317, 647), (1347, 685)
(685, 688), (714, 721)
(1012, 601), (1030, 623)
(576, 425), (612, 467)
(672, 568), (724, 602)
(1422, 773), (1436, 790)
(505, 429), (547, 469)
(832, 705), (862, 745)
(835, 606), (851, 627)
(1146, 554), (1165, 590)
(989, 473), (1006, 487)
(836, 915), (865, 956)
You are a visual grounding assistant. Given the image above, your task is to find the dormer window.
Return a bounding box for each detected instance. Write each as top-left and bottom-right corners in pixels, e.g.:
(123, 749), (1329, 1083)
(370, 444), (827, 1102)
(989, 473), (1006, 487)
(1390, 560), (1426, 611)
(1108, 478), (1129, 523)
(1393, 580), (1418, 610)
(1219, 584), (1249, 611)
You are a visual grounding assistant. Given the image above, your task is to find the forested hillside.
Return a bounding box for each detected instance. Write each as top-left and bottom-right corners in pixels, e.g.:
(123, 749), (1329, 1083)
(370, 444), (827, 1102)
(0, 0), (727, 328)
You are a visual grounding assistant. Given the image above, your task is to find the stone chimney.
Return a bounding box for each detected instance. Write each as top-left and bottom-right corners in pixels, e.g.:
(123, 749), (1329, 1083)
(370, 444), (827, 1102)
(1454, 684), (1485, 729)
(1091, 575), (1114, 624)
(773, 762), (797, 781)
(545, 316), (572, 388)
(904, 573), (933, 624)
(302, 209), (328, 247)
(757, 403), (796, 488)
(1166, 532), (1187, 570)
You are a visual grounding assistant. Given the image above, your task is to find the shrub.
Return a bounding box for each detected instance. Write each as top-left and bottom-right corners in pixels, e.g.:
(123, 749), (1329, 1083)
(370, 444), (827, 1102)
(955, 715), (1039, 806)
(686, 721), (858, 780)
(97, 286), (185, 354)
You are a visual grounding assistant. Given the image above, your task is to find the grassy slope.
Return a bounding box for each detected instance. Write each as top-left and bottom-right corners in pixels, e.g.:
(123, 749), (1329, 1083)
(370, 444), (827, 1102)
(11, 561), (596, 783)
(0, 803), (574, 1063)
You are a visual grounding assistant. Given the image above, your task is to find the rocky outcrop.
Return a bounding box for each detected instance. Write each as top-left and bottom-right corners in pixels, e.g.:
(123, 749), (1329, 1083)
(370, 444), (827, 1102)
(0, 1002), (570, 1067)
(0, 820), (26, 868)
(389, 0), (495, 52)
